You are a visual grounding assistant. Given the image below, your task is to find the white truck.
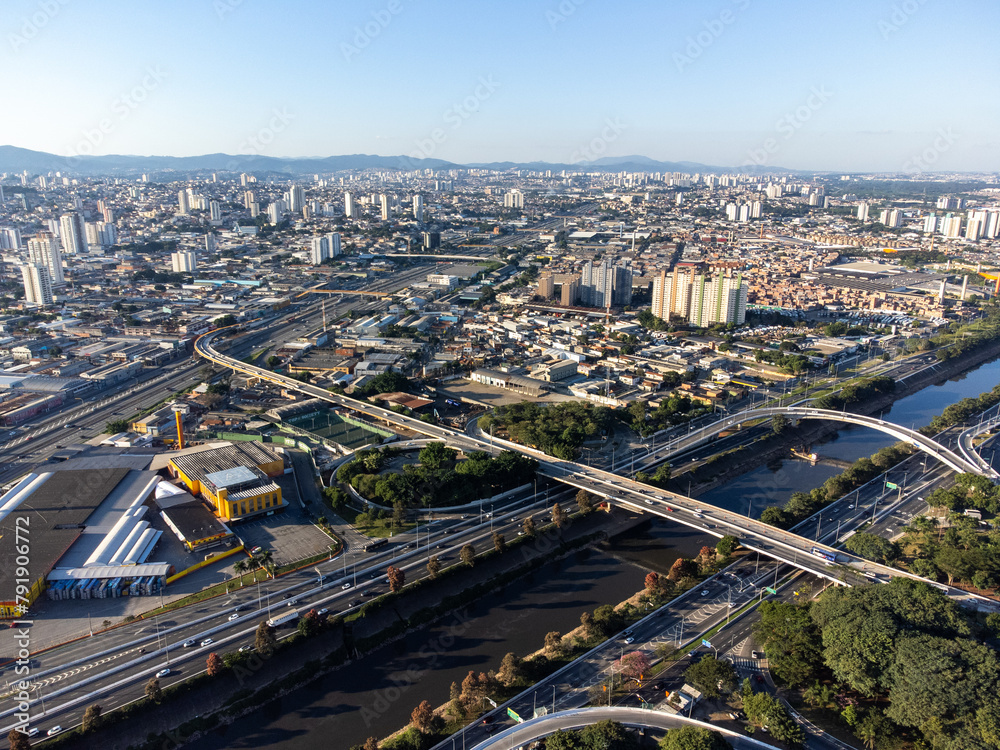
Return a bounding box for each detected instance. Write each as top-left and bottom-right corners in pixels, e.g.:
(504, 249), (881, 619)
(267, 610), (299, 628)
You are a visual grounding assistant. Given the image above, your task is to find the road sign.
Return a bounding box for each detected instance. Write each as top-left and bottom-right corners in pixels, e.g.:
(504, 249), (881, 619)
(507, 707), (523, 724)
(701, 639), (712, 648)
(765, 586), (777, 594)
(885, 481), (899, 489)
(487, 698), (497, 708)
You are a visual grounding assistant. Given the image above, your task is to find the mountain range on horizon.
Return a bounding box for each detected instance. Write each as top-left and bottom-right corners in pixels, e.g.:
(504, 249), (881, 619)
(0, 145), (803, 179)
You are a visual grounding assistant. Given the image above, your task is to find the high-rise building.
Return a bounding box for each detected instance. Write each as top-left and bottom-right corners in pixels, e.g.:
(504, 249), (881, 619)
(244, 190), (256, 209)
(268, 201), (285, 225)
(412, 195), (424, 222)
(288, 185), (305, 213)
(503, 190), (524, 209)
(0, 226), (22, 250)
(537, 274), (555, 299)
(171, 250), (197, 273)
(209, 200), (221, 221)
(327, 232), (342, 257)
(942, 214), (963, 238)
(652, 268), (747, 326)
(21, 264), (53, 306)
(879, 209), (902, 228)
(857, 203), (869, 221)
(310, 236), (329, 265)
(177, 189), (190, 214)
(380, 194), (391, 221)
(560, 276), (579, 306)
(206, 233), (217, 252)
(423, 231), (440, 249)
(59, 212), (88, 255)
(344, 191), (358, 219)
(923, 213), (937, 234)
(27, 232), (64, 286)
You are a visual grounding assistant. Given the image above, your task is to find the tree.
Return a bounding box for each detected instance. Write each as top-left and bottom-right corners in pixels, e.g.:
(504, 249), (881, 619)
(492, 531), (506, 554)
(552, 503), (567, 529)
(771, 414), (789, 435)
(386, 565), (405, 593)
(645, 571), (660, 593)
(106, 418), (129, 434)
(418, 441), (456, 470)
(667, 557), (697, 581)
(460, 543), (476, 567)
(844, 532), (900, 564)
(618, 651), (651, 681)
(760, 505), (788, 528)
(363, 738), (378, 750)
(544, 630), (563, 657)
(411, 699), (440, 734)
(206, 652), (224, 676)
(427, 555), (441, 578)
(684, 655), (737, 698)
(752, 601), (823, 687)
(522, 517), (536, 537)
(716, 535), (739, 558)
(855, 708), (894, 750)
(144, 677), (163, 703)
(497, 652), (522, 687)
(7, 729), (31, 750)
(659, 726), (732, 750)
(82, 703), (103, 732)
(255, 620), (277, 658)
(576, 489), (595, 514)
(298, 609), (320, 637)
(233, 558), (248, 587)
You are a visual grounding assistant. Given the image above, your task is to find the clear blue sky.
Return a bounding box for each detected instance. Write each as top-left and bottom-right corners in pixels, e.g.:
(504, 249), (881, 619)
(4, 0), (998, 171)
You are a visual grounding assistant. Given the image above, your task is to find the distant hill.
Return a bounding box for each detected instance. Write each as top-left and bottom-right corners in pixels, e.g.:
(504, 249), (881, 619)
(0, 145), (800, 177)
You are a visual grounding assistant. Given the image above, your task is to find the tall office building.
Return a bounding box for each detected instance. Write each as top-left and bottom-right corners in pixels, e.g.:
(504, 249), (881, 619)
(344, 191), (358, 219)
(21, 264), (53, 306)
(171, 251), (197, 273)
(412, 195), (424, 222)
(27, 232), (64, 286)
(177, 189), (190, 215)
(380, 194), (391, 221)
(59, 212), (88, 255)
(209, 200), (221, 221)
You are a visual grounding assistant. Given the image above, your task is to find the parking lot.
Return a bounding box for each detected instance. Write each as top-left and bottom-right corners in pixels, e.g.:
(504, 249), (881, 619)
(231, 501), (334, 567)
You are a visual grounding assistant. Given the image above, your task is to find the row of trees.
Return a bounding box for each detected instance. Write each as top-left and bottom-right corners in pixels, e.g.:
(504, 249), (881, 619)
(812, 375), (895, 411)
(925, 382), (1000, 434)
(479, 401), (613, 460)
(624, 394), (711, 437)
(753, 579), (1000, 749)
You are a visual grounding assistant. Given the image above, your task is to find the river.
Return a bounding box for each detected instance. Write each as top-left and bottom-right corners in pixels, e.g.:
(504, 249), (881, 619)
(188, 356), (1000, 748)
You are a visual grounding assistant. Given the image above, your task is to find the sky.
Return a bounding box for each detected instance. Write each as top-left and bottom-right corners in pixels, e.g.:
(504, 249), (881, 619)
(3, 0), (999, 172)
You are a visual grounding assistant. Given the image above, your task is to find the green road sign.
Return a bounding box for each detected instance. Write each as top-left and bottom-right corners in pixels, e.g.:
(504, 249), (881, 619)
(765, 586), (777, 594)
(507, 707), (523, 723)
(885, 481), (899, 489)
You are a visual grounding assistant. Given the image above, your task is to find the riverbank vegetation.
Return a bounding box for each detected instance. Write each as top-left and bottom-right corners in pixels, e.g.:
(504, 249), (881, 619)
(479, 401), (614, 459)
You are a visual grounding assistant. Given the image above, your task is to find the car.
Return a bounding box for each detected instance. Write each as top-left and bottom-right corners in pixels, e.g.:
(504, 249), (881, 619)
(699, 589), (710, 597)
(47, 726), (62, 736)
(200, 638), (214, 647)
(751, 650), (764, 659)
(848, 504), (855, 509)
(482, 715), (494, 725)
(238, 645), (253, 653)
(728, 712), (739, 720)
(282, 592), (291, 599)
(754, 674), (765, 684)
(249, 546), (263, 555)
(350, 599), (360, 607)
(317, 608), (330, 616)
(644, 498), (653, 505)
(182, 639), (196, 648)
(624, 636), (634, 644)
(728, 601), (737, 608)
(229, 613), (241, 621)
(156, 668), (171, 678)
(26, 728), (38, 738)
(342, 582), (352, 590)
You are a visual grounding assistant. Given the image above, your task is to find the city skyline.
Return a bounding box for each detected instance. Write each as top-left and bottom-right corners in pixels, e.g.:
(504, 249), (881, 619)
(3, 0), (998, 172)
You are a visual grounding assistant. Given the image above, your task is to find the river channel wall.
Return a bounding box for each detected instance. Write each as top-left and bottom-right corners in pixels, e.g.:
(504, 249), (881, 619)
(53, 509), (649, 750)
(683, 341), (1000, 497)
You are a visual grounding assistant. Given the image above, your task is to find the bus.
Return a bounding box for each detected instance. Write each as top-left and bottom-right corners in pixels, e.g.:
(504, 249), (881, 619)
(364, 538), (389, 553)
(810, 547), (837, 563)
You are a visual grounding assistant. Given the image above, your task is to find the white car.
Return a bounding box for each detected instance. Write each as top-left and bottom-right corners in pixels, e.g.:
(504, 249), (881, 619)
(229, 612), (241, 621)
(342, 582), (352, 590)
(200, 638), (214, 647)
(26, 728), (38, 738)
(700, 589), (710, 597)
(47, 726), (62, 736)
(156, 668), (171, 678)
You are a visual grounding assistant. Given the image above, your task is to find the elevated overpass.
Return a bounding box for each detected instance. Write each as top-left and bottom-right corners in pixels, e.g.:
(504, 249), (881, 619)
(195, 327), (993, 608)
(661, 406), (986, 477)
(958, 412), (1000, 481)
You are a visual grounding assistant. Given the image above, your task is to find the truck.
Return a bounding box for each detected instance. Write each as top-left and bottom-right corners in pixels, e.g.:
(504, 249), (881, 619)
(266, 610), (299, 628)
